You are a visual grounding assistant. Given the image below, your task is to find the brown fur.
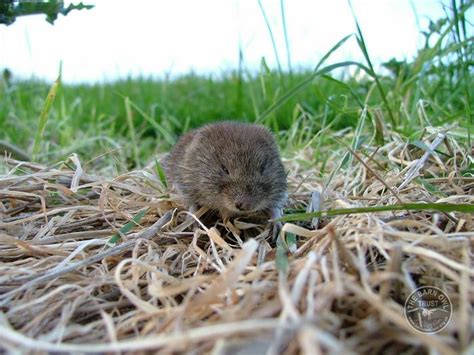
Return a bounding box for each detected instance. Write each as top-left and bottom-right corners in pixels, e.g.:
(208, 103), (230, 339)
(163, 121), (287, 219)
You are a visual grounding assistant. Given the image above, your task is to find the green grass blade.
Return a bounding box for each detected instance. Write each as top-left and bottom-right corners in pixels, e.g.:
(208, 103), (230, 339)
(124, 96), (176, 146)
(276, 235), (289, 273)
(32, 67), (61, 161)
(257, 60), (370, 122)
(416, 178), (445, 197)
(280, 0), (292, 75)
(278, 203), (474, 222)
(154, 157), (168, 188)
(314, 34), (353, 72)
(451, 0), (472, 147)
(252, 19), (355, 127)
(107, 209), (148, 245)
(124, 96), (140, 168)
(258, 0), (283, 79)
(286, 232), (297, 251)
(348, 0), (396, 127)
(321, 74), (364, 109)
(114, 91), (175, 146)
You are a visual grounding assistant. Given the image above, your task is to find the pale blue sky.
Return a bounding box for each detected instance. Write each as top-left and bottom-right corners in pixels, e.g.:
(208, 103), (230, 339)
(0, 0), (468, 83)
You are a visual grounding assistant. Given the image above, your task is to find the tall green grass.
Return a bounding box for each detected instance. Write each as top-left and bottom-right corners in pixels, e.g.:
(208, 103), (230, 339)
(0, 1), (472, 171)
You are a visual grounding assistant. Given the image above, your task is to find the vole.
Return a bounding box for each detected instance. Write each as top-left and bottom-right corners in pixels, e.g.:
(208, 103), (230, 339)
(164, 121), (287, 222)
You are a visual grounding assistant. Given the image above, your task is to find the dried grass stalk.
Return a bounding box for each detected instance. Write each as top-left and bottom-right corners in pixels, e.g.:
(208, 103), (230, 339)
(0, 130), (472, 353)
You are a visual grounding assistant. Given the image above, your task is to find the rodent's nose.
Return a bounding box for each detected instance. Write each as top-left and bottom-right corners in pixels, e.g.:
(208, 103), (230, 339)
(235, 197), (253, 211)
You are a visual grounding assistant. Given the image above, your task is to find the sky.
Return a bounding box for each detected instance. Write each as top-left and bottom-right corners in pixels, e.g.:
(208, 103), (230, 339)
(0, 0), (467, 83)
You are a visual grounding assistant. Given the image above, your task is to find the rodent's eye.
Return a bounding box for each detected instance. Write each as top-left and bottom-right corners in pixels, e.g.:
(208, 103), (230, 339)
(259, 164), (266, 174)
(221, 164), (230, 175)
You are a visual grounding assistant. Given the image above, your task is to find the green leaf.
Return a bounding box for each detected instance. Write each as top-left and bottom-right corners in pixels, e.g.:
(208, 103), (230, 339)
(2, 1), (94, 26)
(0, 1), (15, 25)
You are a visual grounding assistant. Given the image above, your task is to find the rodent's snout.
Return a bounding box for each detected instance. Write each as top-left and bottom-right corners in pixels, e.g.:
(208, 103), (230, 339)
(234, 196), (254, 212)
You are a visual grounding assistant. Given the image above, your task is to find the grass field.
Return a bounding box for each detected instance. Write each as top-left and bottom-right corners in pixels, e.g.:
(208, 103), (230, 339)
(0, 1), (473, 353)
(1, 6), (472, 171)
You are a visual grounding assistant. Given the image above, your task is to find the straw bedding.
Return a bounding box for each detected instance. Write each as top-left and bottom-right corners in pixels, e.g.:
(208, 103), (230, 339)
(0, 128), (472, 354)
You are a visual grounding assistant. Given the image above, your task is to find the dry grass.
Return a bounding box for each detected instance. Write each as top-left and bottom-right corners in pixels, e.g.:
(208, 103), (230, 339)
(0, 128), (473, 354)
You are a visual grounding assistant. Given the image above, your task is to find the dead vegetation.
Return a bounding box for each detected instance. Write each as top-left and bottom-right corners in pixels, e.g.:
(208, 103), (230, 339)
(0, 128), (472, 354)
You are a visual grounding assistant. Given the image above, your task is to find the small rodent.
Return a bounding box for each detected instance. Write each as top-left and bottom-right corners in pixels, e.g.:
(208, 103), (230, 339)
(164, 121), (287, 221)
